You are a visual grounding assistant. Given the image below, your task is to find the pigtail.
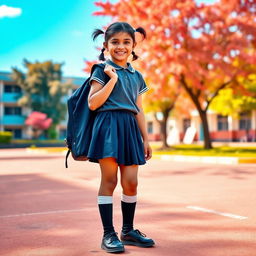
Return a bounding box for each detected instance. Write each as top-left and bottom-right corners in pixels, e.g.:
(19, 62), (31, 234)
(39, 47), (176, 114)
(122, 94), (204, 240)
(99, 48), (106, 61)
(92, 28), (105, 41)
(92, 28), (105, 61)
(135, 27), (147, 39)
(132, 26), (146, 61)
(132, 51), (139, 61)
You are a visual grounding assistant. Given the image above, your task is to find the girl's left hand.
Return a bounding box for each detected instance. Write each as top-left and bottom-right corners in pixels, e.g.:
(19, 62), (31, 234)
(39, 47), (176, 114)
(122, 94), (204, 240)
(144, 140), (152, 161)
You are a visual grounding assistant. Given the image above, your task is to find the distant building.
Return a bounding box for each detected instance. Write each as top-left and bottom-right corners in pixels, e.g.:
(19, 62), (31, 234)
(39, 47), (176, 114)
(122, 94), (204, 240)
(146, 109), (256, 143)
(1, 70), (255, 142)
(0, 70), (84, 140)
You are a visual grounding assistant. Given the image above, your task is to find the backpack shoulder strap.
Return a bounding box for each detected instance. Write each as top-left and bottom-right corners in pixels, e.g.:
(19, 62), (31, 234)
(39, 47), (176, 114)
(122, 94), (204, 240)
(65, 149), (71, 168)
(90, 63), (105, 76)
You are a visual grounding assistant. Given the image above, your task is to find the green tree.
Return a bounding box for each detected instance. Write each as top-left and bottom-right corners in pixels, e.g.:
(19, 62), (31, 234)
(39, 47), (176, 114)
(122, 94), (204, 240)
(11, 59), (72, 132)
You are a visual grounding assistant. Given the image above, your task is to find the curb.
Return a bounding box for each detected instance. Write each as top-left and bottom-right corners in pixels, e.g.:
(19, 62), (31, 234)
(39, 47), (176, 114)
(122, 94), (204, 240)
(152, 154), (256, 164)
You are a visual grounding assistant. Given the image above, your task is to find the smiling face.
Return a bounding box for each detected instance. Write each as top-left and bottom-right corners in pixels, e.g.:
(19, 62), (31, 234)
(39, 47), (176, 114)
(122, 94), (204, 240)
(104, 32), (136, 67)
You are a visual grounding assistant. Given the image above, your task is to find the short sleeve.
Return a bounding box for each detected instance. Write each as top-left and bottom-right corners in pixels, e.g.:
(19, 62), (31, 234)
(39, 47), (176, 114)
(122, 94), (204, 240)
(139, 76), (149, 95)
(89, 66), (107, 86)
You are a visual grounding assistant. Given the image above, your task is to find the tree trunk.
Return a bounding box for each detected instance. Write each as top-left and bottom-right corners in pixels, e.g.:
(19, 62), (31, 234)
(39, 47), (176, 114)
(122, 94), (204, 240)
(160, 120), (168, 148)
(198, 110), (212, 149)
(180, 75), (213, 149)
(32, 128), (41, 140)
(154, 108), (172, 149)
(161, 109), (172, 149)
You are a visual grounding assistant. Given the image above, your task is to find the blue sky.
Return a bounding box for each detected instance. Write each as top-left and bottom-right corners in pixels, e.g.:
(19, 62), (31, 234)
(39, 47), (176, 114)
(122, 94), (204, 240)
(0, 0), (216, 78)
(0, 0), (111, 77)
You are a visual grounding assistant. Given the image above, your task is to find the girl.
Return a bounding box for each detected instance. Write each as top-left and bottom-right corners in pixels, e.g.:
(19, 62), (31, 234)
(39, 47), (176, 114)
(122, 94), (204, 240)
(87, 22), (155, 253)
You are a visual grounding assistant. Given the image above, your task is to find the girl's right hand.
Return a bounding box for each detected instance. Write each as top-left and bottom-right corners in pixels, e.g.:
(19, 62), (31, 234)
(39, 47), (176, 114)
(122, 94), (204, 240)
(104, 64), (118, 80)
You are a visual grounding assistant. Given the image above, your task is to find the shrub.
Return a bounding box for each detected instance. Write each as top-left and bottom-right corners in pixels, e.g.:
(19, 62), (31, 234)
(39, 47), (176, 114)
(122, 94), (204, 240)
(0, 131), (12, 144)
(47, 126), (58, 139)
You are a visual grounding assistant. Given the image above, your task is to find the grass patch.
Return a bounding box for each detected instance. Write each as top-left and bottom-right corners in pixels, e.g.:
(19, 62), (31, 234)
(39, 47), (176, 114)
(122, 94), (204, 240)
(152, 144), (256, 157)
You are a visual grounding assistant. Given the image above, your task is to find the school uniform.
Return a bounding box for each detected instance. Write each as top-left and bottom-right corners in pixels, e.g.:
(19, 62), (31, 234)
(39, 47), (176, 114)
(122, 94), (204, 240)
(87, 59), (149, 166)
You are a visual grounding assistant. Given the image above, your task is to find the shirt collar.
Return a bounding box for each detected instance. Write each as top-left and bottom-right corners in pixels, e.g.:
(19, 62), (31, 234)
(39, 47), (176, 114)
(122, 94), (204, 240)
(105, 59), (135, 73)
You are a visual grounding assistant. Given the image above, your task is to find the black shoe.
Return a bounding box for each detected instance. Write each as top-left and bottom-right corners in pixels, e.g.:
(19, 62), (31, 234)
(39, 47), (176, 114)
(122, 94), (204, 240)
(101, 232), (125, 253)
(121, 229), (155, 248)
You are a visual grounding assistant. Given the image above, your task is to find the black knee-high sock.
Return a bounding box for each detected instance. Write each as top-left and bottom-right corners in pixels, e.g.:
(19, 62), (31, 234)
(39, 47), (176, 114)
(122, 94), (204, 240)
(121, 194), (137, 234)
(98, 196), (115, 236)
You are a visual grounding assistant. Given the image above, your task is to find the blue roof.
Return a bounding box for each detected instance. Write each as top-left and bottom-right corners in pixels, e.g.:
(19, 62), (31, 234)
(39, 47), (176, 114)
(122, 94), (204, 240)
(0, 71), (12, 82)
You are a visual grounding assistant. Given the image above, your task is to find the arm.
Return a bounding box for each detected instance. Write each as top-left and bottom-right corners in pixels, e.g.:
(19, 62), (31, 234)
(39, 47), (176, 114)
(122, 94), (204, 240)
(88, 65), (118, 111)
(135, 94), (152, 160)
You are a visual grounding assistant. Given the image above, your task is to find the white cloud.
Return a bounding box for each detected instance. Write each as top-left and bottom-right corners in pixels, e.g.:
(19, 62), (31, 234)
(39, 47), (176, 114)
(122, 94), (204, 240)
(0, 5), (22, 18)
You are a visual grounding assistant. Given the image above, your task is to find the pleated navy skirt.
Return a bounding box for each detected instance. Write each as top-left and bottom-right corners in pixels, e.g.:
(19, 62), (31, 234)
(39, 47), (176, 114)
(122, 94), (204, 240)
(87, 110), (146, 166)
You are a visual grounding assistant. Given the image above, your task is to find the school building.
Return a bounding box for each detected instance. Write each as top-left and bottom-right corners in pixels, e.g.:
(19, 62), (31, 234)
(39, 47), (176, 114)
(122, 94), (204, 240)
(1, 70), (255, 142)
(146, 109), (256, 143)
(0, 70), (83, 140)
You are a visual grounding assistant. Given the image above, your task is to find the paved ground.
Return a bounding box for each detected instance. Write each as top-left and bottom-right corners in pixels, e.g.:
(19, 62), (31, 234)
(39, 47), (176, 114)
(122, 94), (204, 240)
(0, 148), (256, 256)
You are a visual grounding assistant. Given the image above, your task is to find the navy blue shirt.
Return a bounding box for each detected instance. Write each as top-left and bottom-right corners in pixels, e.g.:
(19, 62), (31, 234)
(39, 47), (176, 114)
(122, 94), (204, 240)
(89, 59), (149, 114)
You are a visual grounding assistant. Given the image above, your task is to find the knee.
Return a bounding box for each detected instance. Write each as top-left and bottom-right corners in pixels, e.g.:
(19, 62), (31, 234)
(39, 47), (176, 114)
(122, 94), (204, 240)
(122, 179), (138, 195)
(102, 177), (118, 192)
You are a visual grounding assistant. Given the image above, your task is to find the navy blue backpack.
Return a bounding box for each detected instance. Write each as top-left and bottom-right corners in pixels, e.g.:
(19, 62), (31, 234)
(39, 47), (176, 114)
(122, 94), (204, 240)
(65, 63), (105, 168)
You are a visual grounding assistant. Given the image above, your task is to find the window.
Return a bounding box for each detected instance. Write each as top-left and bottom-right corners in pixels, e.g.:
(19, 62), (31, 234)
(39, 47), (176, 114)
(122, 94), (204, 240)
(14, 85), (22, 93)
(183, 118), (191, 132)
(4, 85), (21, 93)
(15, 107), (21, 115)
(4, 107), (22, 115)
(4, 129), (22, 139)
(217, 115), (228, 131)
(4, 85), (12, 93)
(239, 112), (251, 130)
(147, 121), (153, 134)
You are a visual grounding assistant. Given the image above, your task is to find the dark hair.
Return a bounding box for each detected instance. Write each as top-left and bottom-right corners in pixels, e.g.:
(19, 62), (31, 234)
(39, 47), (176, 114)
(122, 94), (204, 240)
(92, 22), (146, 61)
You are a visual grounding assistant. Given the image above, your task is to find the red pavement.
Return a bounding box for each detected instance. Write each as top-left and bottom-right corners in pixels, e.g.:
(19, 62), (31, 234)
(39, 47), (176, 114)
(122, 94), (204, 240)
(0, 148), (256, 256)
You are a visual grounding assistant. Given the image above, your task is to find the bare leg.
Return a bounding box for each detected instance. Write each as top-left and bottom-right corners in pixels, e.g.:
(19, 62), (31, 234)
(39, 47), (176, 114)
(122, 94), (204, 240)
(120, 164), (138, 196)
(98, 157), (118, 196)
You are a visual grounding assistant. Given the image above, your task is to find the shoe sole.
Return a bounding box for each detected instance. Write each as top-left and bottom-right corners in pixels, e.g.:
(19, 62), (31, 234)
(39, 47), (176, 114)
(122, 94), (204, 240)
(101, 244), (125, 253)
(121, 240), (155, 248)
